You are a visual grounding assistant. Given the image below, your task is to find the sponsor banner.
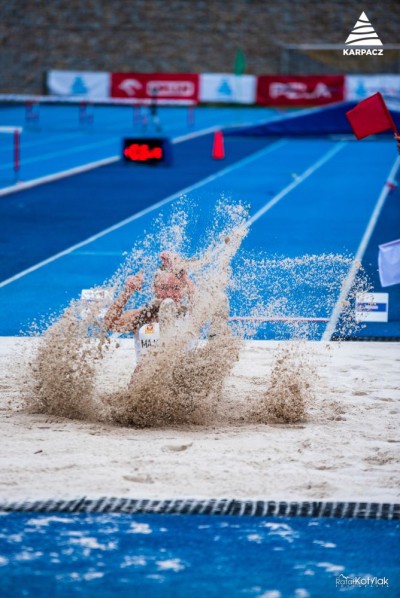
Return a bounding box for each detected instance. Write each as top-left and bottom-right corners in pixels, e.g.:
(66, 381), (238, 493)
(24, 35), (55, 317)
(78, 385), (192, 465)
(256, 75), (345, 106)
(346, 75), (400, 106)
(47, 70), (110, 99)
(199, 73), (257, 104)
(111, 73), (199, 103)
(355, 292), (389, 323)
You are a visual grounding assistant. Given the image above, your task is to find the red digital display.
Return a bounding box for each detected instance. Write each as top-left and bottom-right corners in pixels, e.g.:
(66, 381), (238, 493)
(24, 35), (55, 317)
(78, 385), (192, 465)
(124, 143), (163, 161)
(122, 138), (171, 165)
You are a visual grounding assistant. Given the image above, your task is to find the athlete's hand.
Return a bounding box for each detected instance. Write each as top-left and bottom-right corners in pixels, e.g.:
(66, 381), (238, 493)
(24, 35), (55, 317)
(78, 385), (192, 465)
(125, 273), (144, 291)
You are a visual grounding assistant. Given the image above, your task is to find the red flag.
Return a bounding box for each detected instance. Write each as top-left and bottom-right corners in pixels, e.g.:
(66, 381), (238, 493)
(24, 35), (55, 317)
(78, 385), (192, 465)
(346, 92), (398, 140)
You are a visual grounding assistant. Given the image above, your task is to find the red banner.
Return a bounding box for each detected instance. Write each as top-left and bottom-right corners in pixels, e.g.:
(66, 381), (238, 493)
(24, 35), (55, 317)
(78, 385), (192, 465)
(256, 75), (345, 106)
(111, 73), (199, 103)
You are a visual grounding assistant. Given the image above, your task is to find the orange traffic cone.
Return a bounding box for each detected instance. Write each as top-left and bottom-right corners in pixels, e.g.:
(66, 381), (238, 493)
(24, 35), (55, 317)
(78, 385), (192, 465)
(212, 131), (225, 159)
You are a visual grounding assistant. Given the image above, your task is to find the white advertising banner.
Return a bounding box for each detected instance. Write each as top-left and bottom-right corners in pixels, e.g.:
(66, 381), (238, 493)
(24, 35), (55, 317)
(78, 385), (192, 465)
(47, 70), (111, 99)
(199, 73), (257, 104)
(346, 75), (400, 105)
(355, 292), (389, 323)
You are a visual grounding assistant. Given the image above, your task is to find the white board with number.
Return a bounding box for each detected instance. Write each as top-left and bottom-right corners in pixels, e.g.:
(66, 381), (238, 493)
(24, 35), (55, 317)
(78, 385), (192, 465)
(135, 322), (160, 357)
(355, 292), (389, 323)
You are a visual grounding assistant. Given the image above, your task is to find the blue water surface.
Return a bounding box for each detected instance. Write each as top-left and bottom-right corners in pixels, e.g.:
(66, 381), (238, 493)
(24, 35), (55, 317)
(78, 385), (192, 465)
(0, 513), (398, 597)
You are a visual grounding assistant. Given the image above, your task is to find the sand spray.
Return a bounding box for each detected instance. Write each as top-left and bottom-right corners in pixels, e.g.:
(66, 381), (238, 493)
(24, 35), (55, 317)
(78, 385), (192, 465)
(24, 200), (246, 426)
(23, 198), (370, 427)
(233, 254), (371, 423)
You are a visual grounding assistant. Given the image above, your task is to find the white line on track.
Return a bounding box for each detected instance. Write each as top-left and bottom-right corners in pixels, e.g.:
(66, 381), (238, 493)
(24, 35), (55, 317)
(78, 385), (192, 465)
(229, 316), (329, 322)
(246, 141), (346, 226)
(170, 122), (260, 144)
(0, 156), (120, 197)
(322, 155), (400, 341)
(171, 126), (220, 143)
(0, 138), (287, 288)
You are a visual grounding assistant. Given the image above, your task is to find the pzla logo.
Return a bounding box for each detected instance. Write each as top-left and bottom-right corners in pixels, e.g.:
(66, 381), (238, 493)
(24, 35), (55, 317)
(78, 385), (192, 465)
(343, 12), (383, 56)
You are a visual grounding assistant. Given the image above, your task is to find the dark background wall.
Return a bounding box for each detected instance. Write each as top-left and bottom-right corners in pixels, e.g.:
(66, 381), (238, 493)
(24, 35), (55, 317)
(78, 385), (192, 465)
(1, 0), (399, 94)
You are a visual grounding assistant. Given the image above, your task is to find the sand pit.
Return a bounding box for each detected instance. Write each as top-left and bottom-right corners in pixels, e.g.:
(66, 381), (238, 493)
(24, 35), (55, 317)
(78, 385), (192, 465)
(1, 337), (399, 503)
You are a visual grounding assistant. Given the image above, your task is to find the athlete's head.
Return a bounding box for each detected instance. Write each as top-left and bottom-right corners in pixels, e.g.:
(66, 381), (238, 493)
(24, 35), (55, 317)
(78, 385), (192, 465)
(153, 252), (187, 302)
(159, 251), (184, 271)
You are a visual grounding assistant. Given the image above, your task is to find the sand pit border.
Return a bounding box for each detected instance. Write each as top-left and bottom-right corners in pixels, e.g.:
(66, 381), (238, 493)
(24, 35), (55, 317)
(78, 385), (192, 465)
(0, 498), (399, 519)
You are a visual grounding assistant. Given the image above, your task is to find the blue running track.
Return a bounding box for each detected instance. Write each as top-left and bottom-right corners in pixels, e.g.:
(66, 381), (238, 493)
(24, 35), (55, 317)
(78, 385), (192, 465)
(0, 105), (399, 338)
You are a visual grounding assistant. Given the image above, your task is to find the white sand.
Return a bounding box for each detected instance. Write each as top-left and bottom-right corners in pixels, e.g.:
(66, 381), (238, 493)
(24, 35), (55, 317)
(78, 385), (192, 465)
(0, 337), (399, 503)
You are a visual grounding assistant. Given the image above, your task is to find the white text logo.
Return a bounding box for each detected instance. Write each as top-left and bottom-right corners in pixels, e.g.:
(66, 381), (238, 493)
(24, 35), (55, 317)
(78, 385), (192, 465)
(147, 81), (195, 97)
(343, 12), (383, 56)
(118, 79), (143, 96)
(336, 574), (389, 588)
(269, 82), (332, 100)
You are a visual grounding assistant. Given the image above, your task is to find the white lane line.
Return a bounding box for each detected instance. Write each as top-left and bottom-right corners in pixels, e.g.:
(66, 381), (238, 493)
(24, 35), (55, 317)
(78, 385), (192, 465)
(247, 142), (346, 226)
(171, 122), (272, 143)
(322, 155), (400, 341)
(171, 126), (220, 143)
(230, 316), (329, 322)
(170, 122), (260, 143)
(0, 156), (120, 197)
(0, 138), (287, 288)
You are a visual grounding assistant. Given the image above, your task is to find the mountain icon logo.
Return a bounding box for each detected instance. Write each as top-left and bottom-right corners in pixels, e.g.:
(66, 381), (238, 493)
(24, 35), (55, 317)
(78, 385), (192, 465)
(345, 12), (383, 46)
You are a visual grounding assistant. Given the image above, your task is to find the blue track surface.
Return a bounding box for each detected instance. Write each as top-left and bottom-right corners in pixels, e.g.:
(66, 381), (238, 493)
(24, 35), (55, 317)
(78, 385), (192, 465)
(337, 183), (400, 338)
(0, 105), (277, 187)
(1, 513), (398, 597)
(0, 104), (399, 338)
(0, 134), (270, 281)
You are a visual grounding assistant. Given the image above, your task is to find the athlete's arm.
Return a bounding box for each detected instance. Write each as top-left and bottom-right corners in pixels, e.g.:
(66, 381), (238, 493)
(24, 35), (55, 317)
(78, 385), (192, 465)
(104, 273), (144, 332)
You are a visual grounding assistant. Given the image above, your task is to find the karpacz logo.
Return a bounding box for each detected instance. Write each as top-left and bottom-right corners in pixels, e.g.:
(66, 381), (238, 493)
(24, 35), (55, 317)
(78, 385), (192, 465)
(343, 48), (383, 55)
(343, 12), (383, 56)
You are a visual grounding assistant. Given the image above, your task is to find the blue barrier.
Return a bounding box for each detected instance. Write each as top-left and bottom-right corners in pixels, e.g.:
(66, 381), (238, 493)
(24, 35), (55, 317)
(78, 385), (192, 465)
(225, 102), (400, 137)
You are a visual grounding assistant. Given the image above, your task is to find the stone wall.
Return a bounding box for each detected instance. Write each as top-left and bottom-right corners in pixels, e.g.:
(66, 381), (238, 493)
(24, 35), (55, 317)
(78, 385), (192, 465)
(0, 0), (399, 94)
